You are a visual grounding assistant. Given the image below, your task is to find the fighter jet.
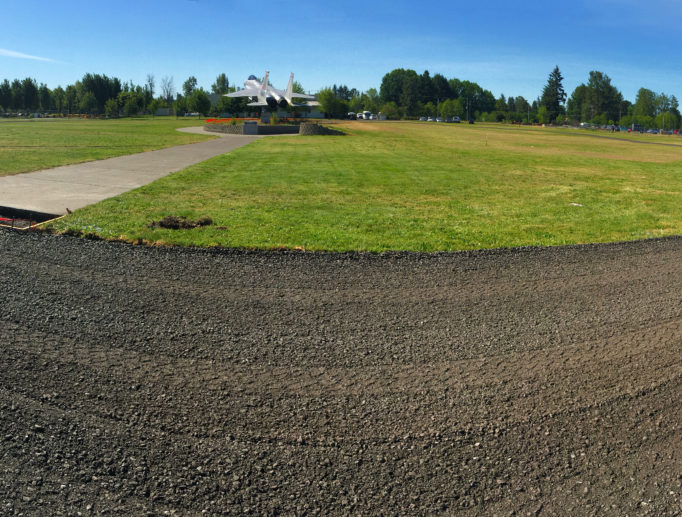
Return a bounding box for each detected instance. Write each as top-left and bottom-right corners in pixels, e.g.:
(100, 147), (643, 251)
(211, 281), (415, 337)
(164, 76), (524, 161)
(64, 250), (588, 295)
(225, 71), (318, 109)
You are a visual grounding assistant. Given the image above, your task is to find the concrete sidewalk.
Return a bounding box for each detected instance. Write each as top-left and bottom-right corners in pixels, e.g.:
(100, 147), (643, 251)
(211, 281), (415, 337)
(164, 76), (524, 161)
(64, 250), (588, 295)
(0, 127), (259, 216)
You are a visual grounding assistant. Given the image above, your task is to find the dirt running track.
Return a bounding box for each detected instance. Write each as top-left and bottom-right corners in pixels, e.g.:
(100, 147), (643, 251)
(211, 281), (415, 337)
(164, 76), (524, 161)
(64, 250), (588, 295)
(0, 230), (680, 516)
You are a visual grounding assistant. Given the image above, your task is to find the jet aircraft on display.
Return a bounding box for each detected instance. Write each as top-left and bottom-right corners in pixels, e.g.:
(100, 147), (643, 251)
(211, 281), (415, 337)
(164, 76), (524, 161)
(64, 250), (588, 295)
(226, 71), (318, 109)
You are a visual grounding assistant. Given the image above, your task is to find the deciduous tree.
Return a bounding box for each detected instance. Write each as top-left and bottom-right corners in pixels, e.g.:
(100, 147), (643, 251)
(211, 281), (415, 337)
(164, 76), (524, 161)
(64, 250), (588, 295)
(211, 73), (229, 95)
(188, 88), (211, 115)
(104, 98), (119, 118)
(432, 73), (452, 102)
(317, 87), (348, 118)
(79, 91), (97, 114)
(160, 76), (175, 102)
(51, 86), (65, 114)
(146, 74), (155, 98)
(21, 78), (39, 111)
(80, 73), (121, 113)
(379, 101), (399, 119)
(38, 83), (52, 111)
(64, 85), (78, 114)
(183, 76), (198, 97)
(633, 88), (656, 118)
(400, 74), (420, 117)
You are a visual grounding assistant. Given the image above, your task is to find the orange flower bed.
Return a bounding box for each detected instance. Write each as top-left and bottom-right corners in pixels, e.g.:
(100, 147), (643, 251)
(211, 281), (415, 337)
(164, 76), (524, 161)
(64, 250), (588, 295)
(204, 117), (259, 124)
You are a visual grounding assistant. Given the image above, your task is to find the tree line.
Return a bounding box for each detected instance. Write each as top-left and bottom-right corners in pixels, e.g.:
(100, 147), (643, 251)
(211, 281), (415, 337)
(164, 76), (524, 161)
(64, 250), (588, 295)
(0, 72), (253, 117)
(2, 67), (680, 129)
(317, 66), (681, 129)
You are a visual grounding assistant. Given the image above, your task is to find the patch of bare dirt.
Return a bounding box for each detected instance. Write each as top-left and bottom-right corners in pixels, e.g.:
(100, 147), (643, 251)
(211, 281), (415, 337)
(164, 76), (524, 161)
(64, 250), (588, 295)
(147, 215), (213, 230)
(0, 230), (680, 515)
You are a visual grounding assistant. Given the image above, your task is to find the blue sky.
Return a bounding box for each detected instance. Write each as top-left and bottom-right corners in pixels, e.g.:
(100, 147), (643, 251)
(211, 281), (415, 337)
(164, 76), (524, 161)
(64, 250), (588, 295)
(2, 0), (682, 103)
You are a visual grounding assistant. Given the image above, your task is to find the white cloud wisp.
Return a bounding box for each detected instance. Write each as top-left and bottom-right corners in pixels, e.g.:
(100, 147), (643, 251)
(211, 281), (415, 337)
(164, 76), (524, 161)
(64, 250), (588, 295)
(0, 48), (55, 62)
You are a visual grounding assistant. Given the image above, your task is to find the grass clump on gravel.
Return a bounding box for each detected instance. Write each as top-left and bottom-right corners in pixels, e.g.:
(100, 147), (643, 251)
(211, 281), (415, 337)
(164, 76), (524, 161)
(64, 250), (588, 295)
(0, 117), (211, 177)
(47, 121), (682, 251)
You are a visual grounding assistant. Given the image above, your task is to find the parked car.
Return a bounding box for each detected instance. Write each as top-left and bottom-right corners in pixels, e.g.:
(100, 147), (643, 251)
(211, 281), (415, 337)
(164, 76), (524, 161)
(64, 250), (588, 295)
(453, 116), (461, 123)
(419, 116), (427, 121)
(436, 117), (443, 123)
(427, 117), (434, 122)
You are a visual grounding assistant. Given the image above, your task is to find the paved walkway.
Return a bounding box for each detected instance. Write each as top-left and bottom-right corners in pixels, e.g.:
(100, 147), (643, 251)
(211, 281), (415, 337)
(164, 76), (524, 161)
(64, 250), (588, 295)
(0, 127), (259, 216)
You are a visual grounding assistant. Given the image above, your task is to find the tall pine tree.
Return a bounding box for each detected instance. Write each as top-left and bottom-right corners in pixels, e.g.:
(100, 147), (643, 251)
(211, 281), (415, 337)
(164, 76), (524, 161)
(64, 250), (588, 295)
(540, 66), (566, 122)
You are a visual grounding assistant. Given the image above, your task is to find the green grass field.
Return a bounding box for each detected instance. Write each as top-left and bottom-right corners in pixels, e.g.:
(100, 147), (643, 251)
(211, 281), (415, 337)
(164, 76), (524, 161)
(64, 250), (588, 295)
(0, 117), (211, 177)
(43, 120), (682, 251)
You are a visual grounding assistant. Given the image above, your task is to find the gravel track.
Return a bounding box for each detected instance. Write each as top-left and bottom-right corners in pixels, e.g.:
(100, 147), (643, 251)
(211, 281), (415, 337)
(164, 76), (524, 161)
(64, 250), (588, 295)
(1, 229), (680, 515)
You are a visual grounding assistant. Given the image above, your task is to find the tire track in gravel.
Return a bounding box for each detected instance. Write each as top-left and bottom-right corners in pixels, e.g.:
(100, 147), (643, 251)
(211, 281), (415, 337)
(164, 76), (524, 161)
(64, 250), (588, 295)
(0, 230), (681, 515)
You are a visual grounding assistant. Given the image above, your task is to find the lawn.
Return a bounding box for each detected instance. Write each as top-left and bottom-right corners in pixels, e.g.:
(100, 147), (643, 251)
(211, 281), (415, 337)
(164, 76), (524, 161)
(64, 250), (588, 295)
(0, 117), (211, 177)
(47, 121), (682, 251)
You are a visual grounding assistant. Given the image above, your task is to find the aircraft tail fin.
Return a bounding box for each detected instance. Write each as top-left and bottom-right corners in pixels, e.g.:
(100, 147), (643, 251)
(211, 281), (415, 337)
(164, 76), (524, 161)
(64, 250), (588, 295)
(285, 72), (294, 101)
(261, 70), (269, 91)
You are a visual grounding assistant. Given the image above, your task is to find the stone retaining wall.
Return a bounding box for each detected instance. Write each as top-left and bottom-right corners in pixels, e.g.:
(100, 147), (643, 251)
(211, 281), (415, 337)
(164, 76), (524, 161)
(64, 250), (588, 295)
(204, 123), (245, 135)
(204, 123), (345, 136)
(257, 125), (300, 135)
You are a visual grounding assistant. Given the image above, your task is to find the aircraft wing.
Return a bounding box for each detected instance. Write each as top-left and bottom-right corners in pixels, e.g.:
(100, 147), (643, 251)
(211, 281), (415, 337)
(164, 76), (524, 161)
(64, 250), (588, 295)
(291, 101), (320, 106)
(271, 86), (316, 101)
(289, 93), (316, 100)
(247, 100), (268, 106)
(226, 88), (262, 98)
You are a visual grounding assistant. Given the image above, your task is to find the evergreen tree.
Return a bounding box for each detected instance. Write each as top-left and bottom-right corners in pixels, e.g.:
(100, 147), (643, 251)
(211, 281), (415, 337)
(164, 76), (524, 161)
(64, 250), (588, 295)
(419, 70), (435, 104)
(540, 66), (566, 121)
(585, 71), (622, 122)
(495, 94), (508, 112)
(38, 83), (52, 111)
(0, 79), (11, 110)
